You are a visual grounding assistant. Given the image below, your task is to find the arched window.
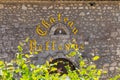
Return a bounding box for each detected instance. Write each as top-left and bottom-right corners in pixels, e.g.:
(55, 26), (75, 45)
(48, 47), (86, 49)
(54, 28), (67, 35)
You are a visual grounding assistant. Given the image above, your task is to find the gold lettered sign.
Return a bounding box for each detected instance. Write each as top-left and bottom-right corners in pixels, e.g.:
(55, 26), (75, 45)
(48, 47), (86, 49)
(29, 39), (82, 53)
(30, 13), (80, 53)
(36, 13), (78, 36)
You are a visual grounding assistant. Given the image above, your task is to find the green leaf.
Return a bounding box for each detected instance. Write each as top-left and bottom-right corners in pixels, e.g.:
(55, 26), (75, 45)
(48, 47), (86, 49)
(15, 68), (21, 73)
(34, 52), (38, 54)
(97, 70), (102, 75)
(30, 64), (35, 69)
(0, 61), (4, 68)
(71, 44), (76, 49)
(92, 56), (100, 61)
(68, 51), (77, 57)
(25, 54), (30, 58)
(50, 67), (57, 72)
(22, 64), (27, 69)
(80, 61), (85, 67)
(25, 37), (29, 42)
(17, 45), (23, 52)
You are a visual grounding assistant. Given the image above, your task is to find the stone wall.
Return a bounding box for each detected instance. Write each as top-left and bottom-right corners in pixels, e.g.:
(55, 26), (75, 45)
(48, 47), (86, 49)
(0, 1), (120, 79)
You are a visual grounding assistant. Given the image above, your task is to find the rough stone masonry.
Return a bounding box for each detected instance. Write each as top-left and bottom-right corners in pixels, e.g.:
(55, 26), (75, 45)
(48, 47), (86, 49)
(0, 0), (120, 79)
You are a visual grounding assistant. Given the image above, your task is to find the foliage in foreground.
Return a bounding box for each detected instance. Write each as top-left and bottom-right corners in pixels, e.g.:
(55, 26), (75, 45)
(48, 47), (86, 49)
(0, 53), (102, 80)
(0, 38), (118, 80)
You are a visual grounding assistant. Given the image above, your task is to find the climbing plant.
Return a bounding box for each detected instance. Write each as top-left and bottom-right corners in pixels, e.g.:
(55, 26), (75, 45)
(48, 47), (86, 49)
(0, 38), (108, 80)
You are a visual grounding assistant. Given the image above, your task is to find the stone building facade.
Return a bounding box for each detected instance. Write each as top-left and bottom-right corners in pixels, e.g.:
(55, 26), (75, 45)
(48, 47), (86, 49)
(0, 0), (120, 79)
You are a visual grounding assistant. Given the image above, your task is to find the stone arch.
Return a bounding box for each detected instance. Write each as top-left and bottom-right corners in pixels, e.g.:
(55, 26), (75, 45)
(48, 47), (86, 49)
(49, 23), (70, 38)
(49, 58), (76, 74)
(54, 28), (67, 35)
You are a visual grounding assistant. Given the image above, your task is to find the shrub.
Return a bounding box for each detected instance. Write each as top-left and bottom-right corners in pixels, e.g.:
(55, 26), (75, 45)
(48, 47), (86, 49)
(0, 39), (106, 80)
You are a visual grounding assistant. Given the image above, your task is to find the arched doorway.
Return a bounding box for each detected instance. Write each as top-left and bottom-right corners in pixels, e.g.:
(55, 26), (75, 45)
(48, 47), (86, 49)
(50, 58), (76, 74)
